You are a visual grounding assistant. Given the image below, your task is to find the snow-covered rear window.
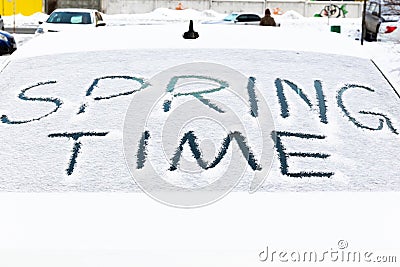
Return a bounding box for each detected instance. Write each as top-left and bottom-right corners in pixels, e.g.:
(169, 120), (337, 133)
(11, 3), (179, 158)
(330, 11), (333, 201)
(0, 49), (399, 192)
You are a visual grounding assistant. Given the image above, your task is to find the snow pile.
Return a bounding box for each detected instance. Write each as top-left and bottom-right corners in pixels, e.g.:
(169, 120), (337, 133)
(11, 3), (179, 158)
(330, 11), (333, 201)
(280, 10), (303, 20)
(1, 12), (48, 28)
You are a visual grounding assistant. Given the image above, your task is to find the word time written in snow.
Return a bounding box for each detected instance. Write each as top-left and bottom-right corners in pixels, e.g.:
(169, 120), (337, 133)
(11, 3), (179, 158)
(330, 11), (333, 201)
(1, 75), (398, 178)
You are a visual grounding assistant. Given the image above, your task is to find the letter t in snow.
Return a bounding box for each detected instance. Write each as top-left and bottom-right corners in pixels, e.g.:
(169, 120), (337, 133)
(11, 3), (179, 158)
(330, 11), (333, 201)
(48, 131), (109, 175)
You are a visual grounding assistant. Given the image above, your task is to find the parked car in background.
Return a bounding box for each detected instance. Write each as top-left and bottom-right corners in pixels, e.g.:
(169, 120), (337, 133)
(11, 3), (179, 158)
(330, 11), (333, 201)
(364, 0), (400, 41)
(232, 13), (261, 24)
(0, 30), (16, 55)
(0, 15), (4, 31)
(379, 19), (400, 41)
(35, 8), (106, 34)
(203, 13), (261, 25)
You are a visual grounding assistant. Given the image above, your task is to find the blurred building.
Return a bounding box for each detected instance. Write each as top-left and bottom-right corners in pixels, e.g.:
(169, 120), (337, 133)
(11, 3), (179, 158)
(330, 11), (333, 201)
(0, 0), (43, 16)
(45, 0), (102, 14)
(0, 0), (103, 16)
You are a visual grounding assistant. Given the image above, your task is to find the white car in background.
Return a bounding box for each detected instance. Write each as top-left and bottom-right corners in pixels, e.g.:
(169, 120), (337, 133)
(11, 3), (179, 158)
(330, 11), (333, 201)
(378, 20), (400, 41)
(35, 8), (106, 34)
(364, 0), (400, 41)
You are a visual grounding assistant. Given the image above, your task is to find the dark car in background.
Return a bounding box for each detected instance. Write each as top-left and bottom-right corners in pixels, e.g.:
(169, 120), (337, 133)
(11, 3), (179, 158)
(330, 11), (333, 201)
(0, 31), (17, 55)
(364, 0), (400, 41)
(203, 13), (261, 25)
(222, 13), (262, 25)
(232, 13), (261, 24)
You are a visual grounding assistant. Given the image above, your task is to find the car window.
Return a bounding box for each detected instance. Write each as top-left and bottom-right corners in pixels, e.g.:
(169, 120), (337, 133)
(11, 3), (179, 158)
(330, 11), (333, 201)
(367, 2), (378, 13)
(373, 3), (381, 14)
(236, 15), (247, 21)
(47, 12), (92, 24)
(2, 48), (399, 191)
(223, 13), (238, 21)
(236, 14), (260, 22)
(248, 14), (261, 21)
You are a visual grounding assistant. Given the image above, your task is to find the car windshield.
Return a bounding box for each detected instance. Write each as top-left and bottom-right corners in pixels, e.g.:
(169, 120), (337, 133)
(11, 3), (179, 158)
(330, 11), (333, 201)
(46, 11), (92, 24)
(223, 13), (239, 21)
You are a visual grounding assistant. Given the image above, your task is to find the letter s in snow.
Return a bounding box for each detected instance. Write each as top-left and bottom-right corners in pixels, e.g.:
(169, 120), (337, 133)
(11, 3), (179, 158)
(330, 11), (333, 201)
(1, 81), (62, 124)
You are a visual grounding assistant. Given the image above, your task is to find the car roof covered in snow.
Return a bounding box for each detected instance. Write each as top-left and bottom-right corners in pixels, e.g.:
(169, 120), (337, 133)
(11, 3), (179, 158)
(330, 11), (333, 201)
(9, 23), (368, 60)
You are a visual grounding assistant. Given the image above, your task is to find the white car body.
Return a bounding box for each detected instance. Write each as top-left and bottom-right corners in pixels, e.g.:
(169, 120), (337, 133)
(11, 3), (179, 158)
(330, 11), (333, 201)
(35, 8), (106, 34)
(378, 20), (400, 41)
(365, 0), (400, 41)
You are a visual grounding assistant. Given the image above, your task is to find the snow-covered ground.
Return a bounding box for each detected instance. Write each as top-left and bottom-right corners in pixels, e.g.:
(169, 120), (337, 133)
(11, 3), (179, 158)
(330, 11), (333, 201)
(0, 8), (399, 267)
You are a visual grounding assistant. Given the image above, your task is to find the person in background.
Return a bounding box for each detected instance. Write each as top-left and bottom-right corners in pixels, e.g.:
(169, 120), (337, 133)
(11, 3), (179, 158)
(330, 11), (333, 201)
(176, 2), (184, 10)
(260, 8), (276, 26)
